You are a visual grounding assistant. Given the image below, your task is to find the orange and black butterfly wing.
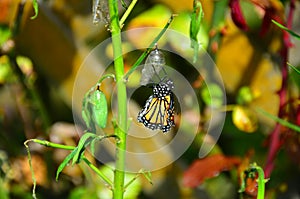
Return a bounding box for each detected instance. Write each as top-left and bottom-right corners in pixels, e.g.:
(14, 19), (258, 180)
(138, 93), (174, 133)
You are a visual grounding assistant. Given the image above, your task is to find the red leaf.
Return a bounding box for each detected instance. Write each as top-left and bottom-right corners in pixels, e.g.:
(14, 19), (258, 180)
(229, 0), (249, 31)
(183, 154), (242, 188)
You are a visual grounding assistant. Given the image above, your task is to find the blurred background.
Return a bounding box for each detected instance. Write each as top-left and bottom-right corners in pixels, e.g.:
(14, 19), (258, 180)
(1, 0), (300, 198)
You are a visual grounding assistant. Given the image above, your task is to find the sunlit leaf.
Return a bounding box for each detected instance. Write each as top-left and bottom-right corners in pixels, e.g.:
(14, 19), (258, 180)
(69, 187), (99, 199)
(31, 0), (39, 19)
(96, 164), (142, 198)
(183, 154), (241, 187)
(232, 106), (258, 133)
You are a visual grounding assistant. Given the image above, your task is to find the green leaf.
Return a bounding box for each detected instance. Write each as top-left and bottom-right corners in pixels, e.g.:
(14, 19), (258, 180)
(0, 25), (11, 47)
(31, 0), (39, 19)
(236, 86), (254, 105)
(190, 0), (204, 63)
(201, 83), (224, 108)
(257, 108), (300, 133)
(272, 20), (300, 40)
(72, 133), (97, 165)
(141, 170), (152, 185)
(82, 92), (94, 130)
(288, 62), (300, 75)
(56, 147), (78, 181)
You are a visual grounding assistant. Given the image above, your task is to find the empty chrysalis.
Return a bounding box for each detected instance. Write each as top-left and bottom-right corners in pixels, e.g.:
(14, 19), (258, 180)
(92, 0), (110, 26)
(140, 46), (166, 86)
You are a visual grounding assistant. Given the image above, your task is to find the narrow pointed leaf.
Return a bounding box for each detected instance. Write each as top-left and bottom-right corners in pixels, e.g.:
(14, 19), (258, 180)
(56, 147), (78, 181)
(272, 20), (300, 40)
(72, 133), (97, 165)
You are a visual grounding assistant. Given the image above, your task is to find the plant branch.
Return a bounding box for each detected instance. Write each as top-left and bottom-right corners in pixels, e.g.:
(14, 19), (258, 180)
(119, 0), (138, 27)
(82, 157), (114, 188)
(124, 14), (176, 79)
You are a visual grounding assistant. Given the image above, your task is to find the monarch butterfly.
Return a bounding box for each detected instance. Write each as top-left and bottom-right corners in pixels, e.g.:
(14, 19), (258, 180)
(137, 79), (175, 133)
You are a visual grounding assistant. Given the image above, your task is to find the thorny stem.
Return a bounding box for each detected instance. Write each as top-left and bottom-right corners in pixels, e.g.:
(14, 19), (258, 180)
(264, 0), (295, 178)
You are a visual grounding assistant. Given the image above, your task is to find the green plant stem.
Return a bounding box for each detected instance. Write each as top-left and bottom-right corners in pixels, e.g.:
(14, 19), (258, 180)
(207, 0), (228, 58)
(108, 0), (128, 198)
(288, 62), (300, 74)
(119, 0), (138, 27)
(256, 108), (300, 132)
(97, 73), (116, 85)
(25, 139), (75, 150)
(82, 157), (113, 188)
(24, 140), (37, 199)
(255, 165), (266, 199)
(124, 14), (175, 79)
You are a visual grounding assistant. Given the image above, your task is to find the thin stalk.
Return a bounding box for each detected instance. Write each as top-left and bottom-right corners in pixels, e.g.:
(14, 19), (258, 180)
(108, 0), (127, 198)
(124, 14), (176, 79)
(82, 157), (113, 188)
(119, 0), (138, 27)
(207, 0), (229, 58)
(255, 165), (266, 199)
(24, 139), (75, 150)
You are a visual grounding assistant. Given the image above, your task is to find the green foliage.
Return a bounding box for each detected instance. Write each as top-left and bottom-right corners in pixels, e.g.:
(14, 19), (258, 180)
(72, 132), (97, 165)
(257, 108), (300, 133)
(0, 25), (11, 47)
(239, 163), (268, 199)
(200, 83), (224, 108)
(56, 147), (79, 181)
(97, 164), (142, 199)
(236, 86), (254, 105)
(190, 0), (204, 63)
(288, 62), (300, 75)
(0, 56), (15, 84)
(272, 20), (300, 40)
(31, 0), (39, 19)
